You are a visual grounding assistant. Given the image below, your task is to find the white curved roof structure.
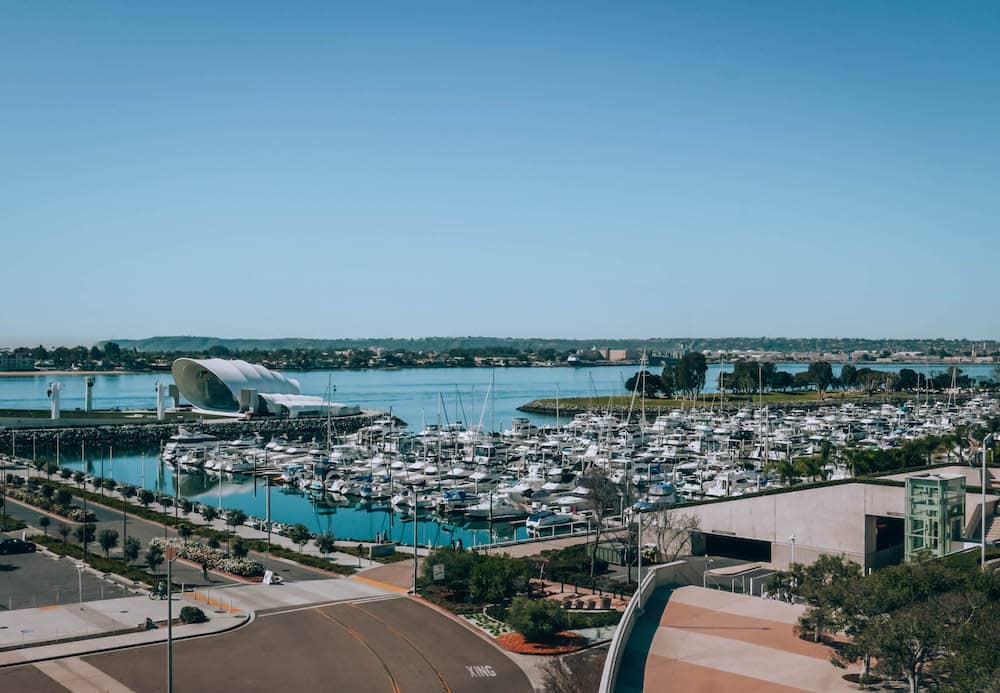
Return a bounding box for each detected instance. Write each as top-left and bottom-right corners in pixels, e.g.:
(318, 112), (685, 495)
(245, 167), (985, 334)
(172, 358), (302, 412)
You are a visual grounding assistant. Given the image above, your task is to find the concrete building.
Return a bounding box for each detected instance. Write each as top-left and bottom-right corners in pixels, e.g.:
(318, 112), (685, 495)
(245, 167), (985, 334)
(0, 351), (35, 371)
(600, 348), (629, 362)
(674, 467), (994, 572)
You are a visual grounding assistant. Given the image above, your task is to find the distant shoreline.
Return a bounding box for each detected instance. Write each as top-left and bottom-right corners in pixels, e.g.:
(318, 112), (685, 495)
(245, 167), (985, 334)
(0, 370), (147, 377)
(0, 358), (994, 379)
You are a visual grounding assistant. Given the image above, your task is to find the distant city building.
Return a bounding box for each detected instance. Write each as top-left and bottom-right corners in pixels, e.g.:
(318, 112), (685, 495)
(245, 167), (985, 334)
(0, 351), (35, 371)
(600, 348), (629, 362)
(171, 358), (360, 418)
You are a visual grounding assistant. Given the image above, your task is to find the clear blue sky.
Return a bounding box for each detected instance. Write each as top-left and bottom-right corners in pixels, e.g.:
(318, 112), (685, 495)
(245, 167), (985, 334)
(2, 2), (998, 345)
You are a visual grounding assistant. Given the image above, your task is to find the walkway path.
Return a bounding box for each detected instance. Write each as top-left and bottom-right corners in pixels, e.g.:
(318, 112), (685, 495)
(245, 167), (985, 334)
(619, 586), (858, 692)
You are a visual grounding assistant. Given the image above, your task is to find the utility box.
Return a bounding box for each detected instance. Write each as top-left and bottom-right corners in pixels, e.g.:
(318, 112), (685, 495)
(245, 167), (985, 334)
(594, 542), (628, 566)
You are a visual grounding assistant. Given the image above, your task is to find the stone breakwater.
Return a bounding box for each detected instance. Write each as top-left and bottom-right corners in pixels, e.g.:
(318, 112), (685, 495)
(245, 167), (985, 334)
(0, 412), (398, 454)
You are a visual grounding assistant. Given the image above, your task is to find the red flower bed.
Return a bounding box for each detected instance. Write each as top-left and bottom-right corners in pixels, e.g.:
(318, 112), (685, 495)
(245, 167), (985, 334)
(495, 631), (587, 655)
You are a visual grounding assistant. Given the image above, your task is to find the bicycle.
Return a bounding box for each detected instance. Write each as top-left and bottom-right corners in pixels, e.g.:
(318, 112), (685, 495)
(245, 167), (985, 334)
(148, 581), (168, 600)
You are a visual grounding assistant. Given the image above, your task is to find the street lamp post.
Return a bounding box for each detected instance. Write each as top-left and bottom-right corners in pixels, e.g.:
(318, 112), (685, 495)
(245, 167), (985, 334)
(702, 558), (715, 589)
(636, 511), (644, 615)
(165, 545), (177, 693)
(411, 486), (418, 594)
(983, 433), (994, 572)
(789, 534), (796, 567)
(75, 562), (85, 610)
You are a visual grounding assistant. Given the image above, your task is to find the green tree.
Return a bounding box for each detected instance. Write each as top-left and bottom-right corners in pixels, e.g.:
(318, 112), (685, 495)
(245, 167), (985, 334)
(423, 547), (478, 599)
(123, 536), (141, 565)
(178, 523), (194, 544)
(231, 537), (249, 559)
(225, 508), (247, 531)
(580, 468), (619, 577)
(287, 523), (312, 553)
(789, 555), (862, 643)
(766, 458), (798, 486)
(201, 505), (218, 523)
(897, 368), (919, 391)
(792, 455), (824, 483)
(74, 522), (96, 548)
(839, 364), (858, 389)
(54, 488), (72, 507)
(138, 489), (155, 508)
(315, 533), (337, 557)
(470, 554), (532, 603)
(39, 515), (51, 535)
(674, 352), (708, 399)
(863, 595), (957, 693)
(507, 597), (568, 643)
(98, 528), (119, 559)
(145, 544), (164, 574)
(624, 371), (664, 398)
(56, 523), (71, 544)
(806, 361), (834, 398)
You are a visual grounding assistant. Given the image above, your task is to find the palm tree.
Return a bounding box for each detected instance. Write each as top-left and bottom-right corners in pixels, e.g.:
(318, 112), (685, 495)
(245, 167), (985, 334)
(793, 456), (823, 483)
(767, 458), (798, 486)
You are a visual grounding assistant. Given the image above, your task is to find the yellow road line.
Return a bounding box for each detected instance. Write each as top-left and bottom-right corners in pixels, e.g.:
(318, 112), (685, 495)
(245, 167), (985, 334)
(350, 602), (451, 693)
(314, 608), (400, 693)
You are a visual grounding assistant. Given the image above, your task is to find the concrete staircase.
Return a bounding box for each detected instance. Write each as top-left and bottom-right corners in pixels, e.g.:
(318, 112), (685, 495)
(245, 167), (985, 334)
(985, 513), (1000, 544)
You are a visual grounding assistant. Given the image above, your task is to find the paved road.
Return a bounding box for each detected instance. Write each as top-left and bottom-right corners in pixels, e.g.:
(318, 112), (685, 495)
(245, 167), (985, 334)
(0, 665), (68, 692)
(78, 597), (531, 693)
(0, 531), (132, 610)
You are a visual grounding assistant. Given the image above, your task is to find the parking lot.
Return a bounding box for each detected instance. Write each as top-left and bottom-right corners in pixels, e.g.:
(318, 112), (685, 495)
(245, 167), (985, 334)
(0, 532), (133, 611)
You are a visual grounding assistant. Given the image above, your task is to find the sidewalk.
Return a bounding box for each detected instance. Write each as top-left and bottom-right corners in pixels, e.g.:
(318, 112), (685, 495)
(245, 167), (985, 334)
(0, 594), (250, 667)
(0, 577), (396, 668)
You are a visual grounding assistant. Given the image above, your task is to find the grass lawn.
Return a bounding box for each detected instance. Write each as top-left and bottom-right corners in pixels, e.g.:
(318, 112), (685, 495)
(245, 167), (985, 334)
(523, 390), (907, 411)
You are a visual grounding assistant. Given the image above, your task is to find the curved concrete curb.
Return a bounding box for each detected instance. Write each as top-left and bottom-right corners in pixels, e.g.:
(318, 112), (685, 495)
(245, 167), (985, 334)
(0, 606), (255, 669)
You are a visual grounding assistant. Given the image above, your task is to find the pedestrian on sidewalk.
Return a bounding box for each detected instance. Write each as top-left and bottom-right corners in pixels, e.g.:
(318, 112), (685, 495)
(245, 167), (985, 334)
(202, 561), (209, 581)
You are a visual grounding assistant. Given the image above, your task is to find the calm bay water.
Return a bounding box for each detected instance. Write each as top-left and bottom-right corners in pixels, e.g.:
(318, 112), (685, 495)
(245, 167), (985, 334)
(5, 363), (994, 546)
(3, 362), (994, 429)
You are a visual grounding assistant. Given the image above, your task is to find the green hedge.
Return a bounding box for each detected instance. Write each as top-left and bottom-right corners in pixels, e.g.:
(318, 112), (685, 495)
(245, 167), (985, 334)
(241, 539), (356, 575)
(0, 514), (27, 531)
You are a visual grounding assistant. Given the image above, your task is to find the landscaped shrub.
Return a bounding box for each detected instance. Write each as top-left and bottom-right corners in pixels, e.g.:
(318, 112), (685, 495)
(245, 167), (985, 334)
(506, 597), (569, 643)
(535, 544), (607, 584)
(150, 537), (264, 578)
(179, 606), (208, 624)
(470, 553), (532, 603)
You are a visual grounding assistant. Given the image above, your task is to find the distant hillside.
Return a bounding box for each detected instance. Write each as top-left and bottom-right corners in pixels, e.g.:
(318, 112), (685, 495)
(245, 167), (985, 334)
(103, 335), (1000, 356)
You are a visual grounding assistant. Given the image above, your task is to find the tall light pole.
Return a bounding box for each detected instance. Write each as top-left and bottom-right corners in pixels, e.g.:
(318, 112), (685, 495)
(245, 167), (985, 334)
(982, 433), (994, 572)
(789, 534), (796, 567)
(165, 544), (177, 693)
(75, 562), (85, 610)
(1, 427), (8, 532)
(636, 511), (644, 614)
(411, 486), (419, 594)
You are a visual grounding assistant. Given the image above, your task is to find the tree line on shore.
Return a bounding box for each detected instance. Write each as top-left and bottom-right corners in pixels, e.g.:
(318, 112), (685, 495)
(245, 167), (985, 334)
(625, 352), (999, 399)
